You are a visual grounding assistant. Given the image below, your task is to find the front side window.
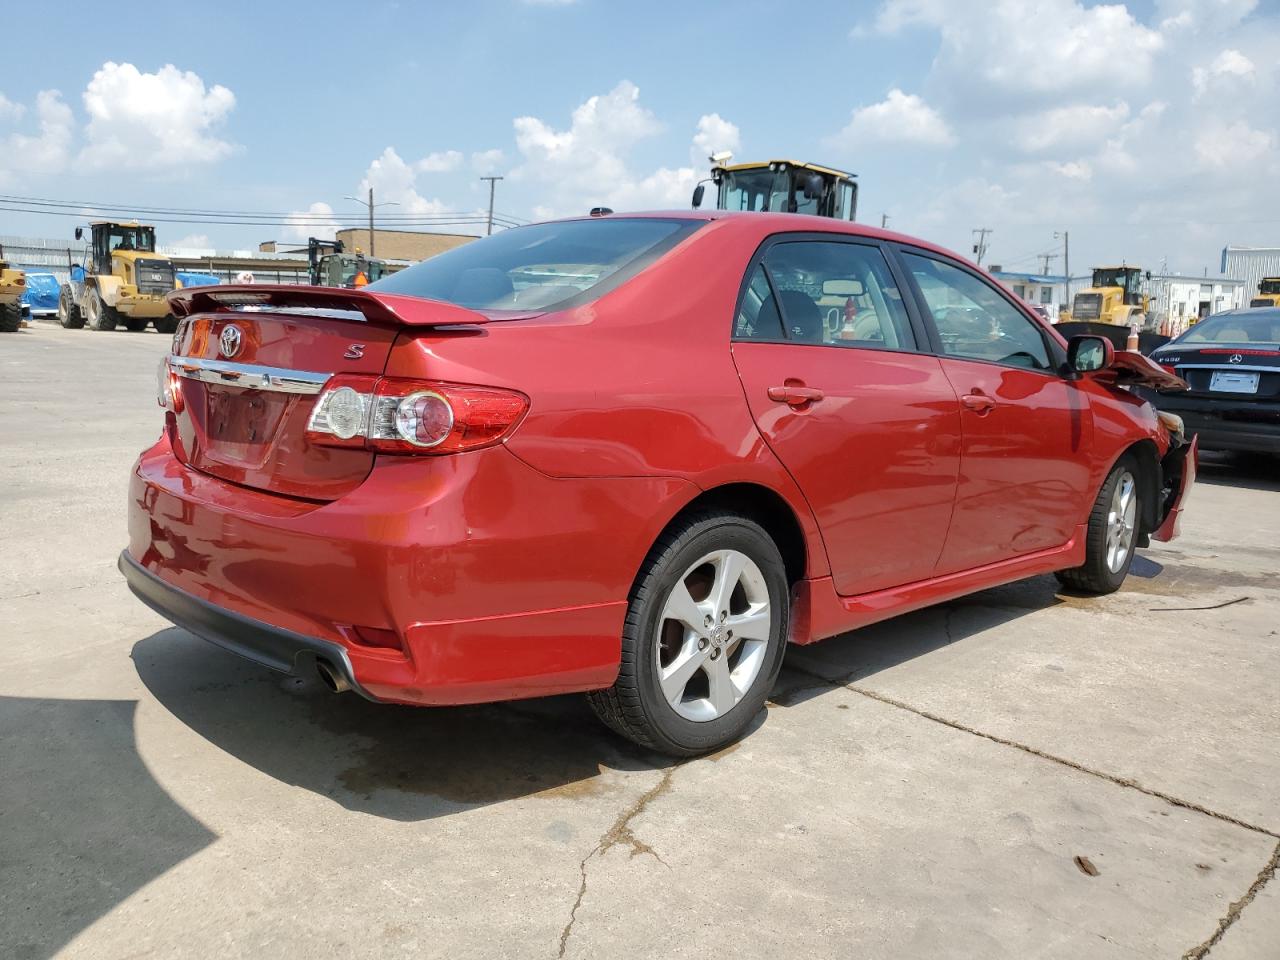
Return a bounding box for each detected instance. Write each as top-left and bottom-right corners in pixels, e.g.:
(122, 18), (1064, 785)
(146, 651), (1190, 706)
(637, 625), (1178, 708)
(734, 240), (915, 350)
(903, 253), (1052, 371)
(369, 218), (702, 311)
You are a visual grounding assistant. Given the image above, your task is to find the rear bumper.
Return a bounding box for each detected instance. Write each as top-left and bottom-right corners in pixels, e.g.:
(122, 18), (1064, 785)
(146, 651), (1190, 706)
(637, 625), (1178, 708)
(125, 434), (691, 705)
(1135, 389), (1280, 454)
(119, 550), (373, 698)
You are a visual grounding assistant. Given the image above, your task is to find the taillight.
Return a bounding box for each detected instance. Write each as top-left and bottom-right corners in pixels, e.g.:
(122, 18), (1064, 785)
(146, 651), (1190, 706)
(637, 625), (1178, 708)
(306, 376), (529, 455)
(156, 358), (184, 413)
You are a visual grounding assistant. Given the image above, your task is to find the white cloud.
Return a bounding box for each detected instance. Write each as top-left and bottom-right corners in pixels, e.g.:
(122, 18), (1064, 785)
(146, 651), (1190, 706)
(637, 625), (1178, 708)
(1157, 0), (1257, 32)
(283, 201), (340, 242)
(511, 82), (739, 215)
(874, 0), (1163, 98)
(1, 90), (74, 179)
(79, 62), (236, 171)
(832, 89), (954, 148)
(360, 146), (453, 216)
(1015, 102), (1129, 152)
(415, 150), (464, 173)
(470, 148), (505, 174)
(1191, 48), (1256, 98)
(1045, 160), (1092, 181)
(1193, 120), (1275, 172)
(691, 112), (740, 166)
(168, 233), (212, 250)
(0, 93), (24, 122)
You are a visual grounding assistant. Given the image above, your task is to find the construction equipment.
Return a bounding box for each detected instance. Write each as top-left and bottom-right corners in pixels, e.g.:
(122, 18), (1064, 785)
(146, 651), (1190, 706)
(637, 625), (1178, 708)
(57, 221), (179, 333)
(1068, 266), (1151, 328)
(306, 237), (387, 288)
(1249, 277), (1280, 308)
(692, 159), (858, 221)
(0, 244), (26, 333)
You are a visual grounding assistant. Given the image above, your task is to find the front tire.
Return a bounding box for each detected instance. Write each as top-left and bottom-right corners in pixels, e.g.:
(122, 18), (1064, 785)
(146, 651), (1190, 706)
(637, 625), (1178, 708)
(155, 315), (179, 335)
(0, 302), (20, 333)
(123, 316), (149, 332)
(588, 512), (789, 757)
(86, 289), (118, 331)
(1057, 456), (1141, 594)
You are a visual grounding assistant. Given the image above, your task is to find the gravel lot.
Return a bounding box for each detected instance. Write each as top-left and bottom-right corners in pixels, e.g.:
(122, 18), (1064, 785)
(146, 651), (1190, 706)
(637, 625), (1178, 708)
(2, 323), (1277, 960)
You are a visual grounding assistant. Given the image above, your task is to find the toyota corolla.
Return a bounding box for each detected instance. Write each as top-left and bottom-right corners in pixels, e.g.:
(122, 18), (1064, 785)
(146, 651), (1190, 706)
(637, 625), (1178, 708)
(121, 212), (1196, 756)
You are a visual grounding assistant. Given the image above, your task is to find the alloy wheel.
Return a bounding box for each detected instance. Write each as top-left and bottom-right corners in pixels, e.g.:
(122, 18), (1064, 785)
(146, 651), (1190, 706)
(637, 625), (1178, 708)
(1106, 470), (1138, 573)
(654, 549), (771, 722)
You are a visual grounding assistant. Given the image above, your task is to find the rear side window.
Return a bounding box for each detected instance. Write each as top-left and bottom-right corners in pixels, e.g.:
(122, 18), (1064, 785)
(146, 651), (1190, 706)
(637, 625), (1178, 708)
(902, 253), (1052, 371)
(369, 218), (703, 311)
(734, 240), (915, 350)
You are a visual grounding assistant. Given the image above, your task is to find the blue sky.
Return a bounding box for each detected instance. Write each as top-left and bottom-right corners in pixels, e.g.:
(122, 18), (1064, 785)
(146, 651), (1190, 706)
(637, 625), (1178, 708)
(2, 0), (1278, 277)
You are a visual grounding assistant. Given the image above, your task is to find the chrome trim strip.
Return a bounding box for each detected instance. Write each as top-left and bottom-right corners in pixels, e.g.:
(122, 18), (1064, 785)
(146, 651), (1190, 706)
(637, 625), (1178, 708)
(168, 356), (332, 395)
(1172, 363), (1276, 374)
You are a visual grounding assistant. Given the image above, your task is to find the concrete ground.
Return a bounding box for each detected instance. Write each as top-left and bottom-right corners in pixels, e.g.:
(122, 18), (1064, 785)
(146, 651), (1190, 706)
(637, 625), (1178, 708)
(1, 323), (1277, 960)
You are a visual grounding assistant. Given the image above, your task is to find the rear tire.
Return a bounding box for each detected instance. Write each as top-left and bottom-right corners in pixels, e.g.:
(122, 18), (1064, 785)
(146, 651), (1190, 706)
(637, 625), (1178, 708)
(123, 316), (149, 332)
(58, 288), (84, 329)
(588, 511), (789, 757)
(0, 302), (20, 333)
(1056, 456), (1141, 595)
(155, 315), (179, 335)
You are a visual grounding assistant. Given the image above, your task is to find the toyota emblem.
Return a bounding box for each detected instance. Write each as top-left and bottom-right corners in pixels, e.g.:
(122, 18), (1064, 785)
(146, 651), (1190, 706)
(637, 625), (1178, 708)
(1229, 353), (1243, 364)
(219, 324), (243, 359)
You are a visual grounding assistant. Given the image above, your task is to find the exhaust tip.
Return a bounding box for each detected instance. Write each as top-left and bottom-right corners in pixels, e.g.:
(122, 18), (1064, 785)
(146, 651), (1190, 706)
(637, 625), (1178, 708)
(315, 658), (351, 694)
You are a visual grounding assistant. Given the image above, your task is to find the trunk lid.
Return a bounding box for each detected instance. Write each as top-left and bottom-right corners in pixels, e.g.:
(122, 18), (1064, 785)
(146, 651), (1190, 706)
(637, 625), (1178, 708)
(165, 286), (500, 501)
(1148, 344), (1280, 400)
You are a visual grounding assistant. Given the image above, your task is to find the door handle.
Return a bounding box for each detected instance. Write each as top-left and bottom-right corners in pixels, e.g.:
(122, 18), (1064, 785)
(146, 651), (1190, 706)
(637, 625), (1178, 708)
(961, 392), (996, 414)
(768, 384), (825, 406)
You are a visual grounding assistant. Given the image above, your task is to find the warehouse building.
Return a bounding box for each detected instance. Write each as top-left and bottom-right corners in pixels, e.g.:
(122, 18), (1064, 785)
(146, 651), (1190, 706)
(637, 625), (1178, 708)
(1222, 245), (1280, 301)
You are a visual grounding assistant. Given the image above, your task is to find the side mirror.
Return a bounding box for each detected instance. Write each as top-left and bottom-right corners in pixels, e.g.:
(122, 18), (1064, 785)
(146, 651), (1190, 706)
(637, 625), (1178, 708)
(1067, 334), (1114, 375)
(802, 173), (824, 199)
(691, 183), (705, 209)
(74, 227), (83, 241)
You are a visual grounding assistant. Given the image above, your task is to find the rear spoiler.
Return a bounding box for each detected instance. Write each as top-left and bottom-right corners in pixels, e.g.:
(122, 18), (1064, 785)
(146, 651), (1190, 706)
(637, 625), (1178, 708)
(168, 284), (497, 328)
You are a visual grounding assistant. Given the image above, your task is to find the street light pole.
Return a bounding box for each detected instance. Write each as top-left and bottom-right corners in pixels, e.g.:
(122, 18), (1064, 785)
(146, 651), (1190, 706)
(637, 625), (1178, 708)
(480, 176), (503, 236)
(344, 190), (399, 258)
(1055, 230), (1071, 313)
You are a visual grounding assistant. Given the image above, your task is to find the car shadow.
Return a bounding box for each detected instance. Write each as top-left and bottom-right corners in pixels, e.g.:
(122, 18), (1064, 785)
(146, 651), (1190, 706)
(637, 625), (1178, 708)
(769, 574), (1067, 707)
(0, 694), (216, 960)
(1195, 451), (1280, 492)
(132, 629), (675, 824)
(133, 578), (1070, 822)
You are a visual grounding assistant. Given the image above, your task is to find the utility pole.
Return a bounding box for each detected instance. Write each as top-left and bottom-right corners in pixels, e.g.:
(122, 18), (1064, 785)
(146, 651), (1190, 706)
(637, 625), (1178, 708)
(971, 227), (993, 267)
(1038, 252), (1059, 275)
(880, 213), (890, 229)
(480, 176), (504, 236)
(344, 188), (399, 258)
(1055, 230), (1070, 309)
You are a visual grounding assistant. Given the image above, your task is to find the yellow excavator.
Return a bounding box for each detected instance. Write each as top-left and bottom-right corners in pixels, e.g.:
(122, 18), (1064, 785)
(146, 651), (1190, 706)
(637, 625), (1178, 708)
(693, 158), (858, 221)
(1069, 265), (1151, 327)
(1249, 277), (1280, 308)
(58, 221), (179, 333)
(0, 244), (26, 333)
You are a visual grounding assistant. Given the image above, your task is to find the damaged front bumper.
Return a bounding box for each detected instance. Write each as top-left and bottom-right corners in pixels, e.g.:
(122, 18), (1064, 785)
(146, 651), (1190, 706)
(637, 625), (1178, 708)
(1151, 433), (1197, 543)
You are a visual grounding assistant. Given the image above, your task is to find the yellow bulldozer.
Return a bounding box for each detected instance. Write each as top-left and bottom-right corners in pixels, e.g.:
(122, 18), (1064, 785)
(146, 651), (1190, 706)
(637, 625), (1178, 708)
(58, 221), (179, 333)
(1068, 265), (1151, 328)
(1249, 277), (1280, 308)
(692, 158), (858, 220)
(0, 244), (27, 333)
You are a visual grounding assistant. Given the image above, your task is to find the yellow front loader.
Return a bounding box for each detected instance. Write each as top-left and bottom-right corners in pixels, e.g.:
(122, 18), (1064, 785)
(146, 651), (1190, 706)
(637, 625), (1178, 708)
(1068, 265), (1151, 328)
(58, 221), (179, 333)
(0, 244), (26, 333)
(1249, 277), (1280, 308)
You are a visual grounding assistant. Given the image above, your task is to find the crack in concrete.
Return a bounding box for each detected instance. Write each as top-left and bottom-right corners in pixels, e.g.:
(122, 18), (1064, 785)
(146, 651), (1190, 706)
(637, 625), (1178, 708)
(1182, 840), (1280, 960)
(556, 765), (677, 958)
(784, 662), (1280, 841)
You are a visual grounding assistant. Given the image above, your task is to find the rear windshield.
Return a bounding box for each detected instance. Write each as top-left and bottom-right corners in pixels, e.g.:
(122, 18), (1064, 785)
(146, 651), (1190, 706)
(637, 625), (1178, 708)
(368, 217), (703, 311)
(1178, 311), (1280, 347)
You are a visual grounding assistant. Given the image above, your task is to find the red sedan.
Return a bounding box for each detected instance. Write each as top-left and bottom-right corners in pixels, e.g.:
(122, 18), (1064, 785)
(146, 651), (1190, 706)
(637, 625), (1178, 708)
(122, 212), (1195, 756)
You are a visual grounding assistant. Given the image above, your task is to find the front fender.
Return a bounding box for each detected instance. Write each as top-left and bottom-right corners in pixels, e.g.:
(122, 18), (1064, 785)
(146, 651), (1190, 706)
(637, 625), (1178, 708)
(95, 275), (124, 306)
